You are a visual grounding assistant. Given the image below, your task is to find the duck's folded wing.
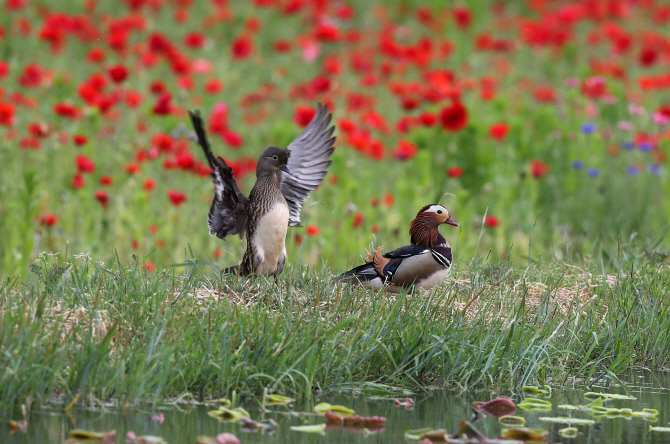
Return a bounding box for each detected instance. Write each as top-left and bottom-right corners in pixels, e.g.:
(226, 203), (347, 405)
(379, 245), (432, 284)
(281, 103), (336, 226)
(189, 110), (249, 240)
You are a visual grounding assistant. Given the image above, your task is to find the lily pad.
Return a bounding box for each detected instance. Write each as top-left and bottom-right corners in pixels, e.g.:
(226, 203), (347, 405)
(539, 416), (595, 425)
(207, 407), (250, 422)
(522, 385), (551, 396)
(558, 427), (578, 438)
(314, 403), (355, 415)
(498, 415), (526, 426)
(290, 424), (326, 434)
(584, 392), (636, 400)
(264, 393), (293, 405)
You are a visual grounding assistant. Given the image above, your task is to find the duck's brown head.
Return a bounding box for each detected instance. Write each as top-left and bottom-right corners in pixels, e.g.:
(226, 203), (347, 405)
(409, 204), (458, 248)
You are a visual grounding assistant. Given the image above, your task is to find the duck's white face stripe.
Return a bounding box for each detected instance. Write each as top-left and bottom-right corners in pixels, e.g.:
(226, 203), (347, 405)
(422, 205), (449, 217)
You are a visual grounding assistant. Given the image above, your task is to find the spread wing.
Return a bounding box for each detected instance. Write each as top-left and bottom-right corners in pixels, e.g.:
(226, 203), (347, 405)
(281, 102), (336, 226)
(189, 110), (249, 240)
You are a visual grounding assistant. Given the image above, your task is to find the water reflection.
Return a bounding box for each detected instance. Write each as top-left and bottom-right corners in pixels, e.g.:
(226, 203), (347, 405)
(4, 371), (670, 443)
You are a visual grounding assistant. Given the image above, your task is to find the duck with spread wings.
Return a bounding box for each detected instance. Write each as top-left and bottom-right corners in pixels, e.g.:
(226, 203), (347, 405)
(189, 103), (336, 277)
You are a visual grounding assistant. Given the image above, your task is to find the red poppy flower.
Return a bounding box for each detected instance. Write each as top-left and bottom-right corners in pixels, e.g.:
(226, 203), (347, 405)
(222, 130), (243, 148)
(447, 166), (464, 178)
(489, 123), (508, 141)
(76, 154), (96, 174)
(20, 137), (41, 150)
(306, 225), (320, 236)
(144, 261), (156, 272)
(108, 64), (128, 83)
(294, 105), (316, 127)
(125, 90), (142, 107)
(484, 215), (499, 228)
(383, 192), (395, 207)
(73, 134), (88, 146)
(273, 40), (291, 53)
(353, 212), (364, 228)
(231, 35), (254, 60)
(204, 79), (223, 94)
(125, 162), (141, 175)
(167, 190), (187, 206)
(0, 102), (16, 126)
(184, 32), (206, 49)
(530, 160), (550, 178)
(392, 140), (418, 160)
(99, 176), (113, 186)
(95, 190), (109, 208)
(71, 173), (86, 189)
(152, 93), (173, 115)
(639, 46), (657, 68)
(143, 179), (156, 191)
(0, 61), (8, 79)
(418, 112), (436, 127)
(453, 7), (472, 29)
(439, 101), (468, 132)
(53, 102), (81, 119)
(86, 47), (105, 63)
(18, 64), (44, 88)
(533, 86), (556, 103)
(39, 213), (58, 227)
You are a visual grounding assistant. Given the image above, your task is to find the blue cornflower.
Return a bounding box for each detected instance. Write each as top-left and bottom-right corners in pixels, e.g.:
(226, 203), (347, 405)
(638, 142), (653, 152)
(571, 160), (584, 169)
(621, 141), (634, 150)
(626, 165), (639, 176)
(581, 123), (596, 134)
(648, 164), (661, 175)
(587, 168), (600, 177)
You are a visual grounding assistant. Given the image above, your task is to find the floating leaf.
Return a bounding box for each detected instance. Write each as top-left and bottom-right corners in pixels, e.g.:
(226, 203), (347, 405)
(207, 407), (250, 422)
(324, 411), (386, 426)
(558, 427), (578, 438)
(518, 398), (552, 411)
(498, 415), (526, 426)
(404, 427), (434, 441)
(68, 429), (116, 442)
(211, 398), (231, 407)
(290, 424), (326, 434)
(472, 397), (516, 417)
(522, 385), (551, 397)
(314, 403), (355, 415)
(126, 432), (168, 443)
(265, 393), (293, 405)
(649, 426), (670, 432)
(501, 427), (549, 440)
(539, 417), (595, 425)
(642, 408), (659, 415)
(584, 392), (636, 400)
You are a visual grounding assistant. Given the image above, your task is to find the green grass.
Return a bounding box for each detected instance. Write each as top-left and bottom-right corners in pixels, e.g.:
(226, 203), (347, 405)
(2, 248), (670, 414)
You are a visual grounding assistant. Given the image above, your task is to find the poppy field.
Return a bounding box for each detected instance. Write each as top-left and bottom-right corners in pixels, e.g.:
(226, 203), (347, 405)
(1, 0), (669, 276)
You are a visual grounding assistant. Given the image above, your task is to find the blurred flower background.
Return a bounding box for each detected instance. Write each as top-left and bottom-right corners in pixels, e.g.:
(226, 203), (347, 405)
(0, 0), (668, 276)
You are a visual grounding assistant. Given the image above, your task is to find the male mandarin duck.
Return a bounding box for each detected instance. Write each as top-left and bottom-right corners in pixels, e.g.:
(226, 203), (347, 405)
(189, 103), (336, 277)
(334, 204), (458, 292)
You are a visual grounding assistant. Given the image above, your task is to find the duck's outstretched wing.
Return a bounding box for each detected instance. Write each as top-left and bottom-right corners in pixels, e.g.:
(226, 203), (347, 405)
(281, 102), (336, 226)
(189, 110), (249, 240)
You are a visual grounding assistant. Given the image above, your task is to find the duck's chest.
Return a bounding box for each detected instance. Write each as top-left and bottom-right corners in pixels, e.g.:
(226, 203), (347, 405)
(251, 202), (289, 271)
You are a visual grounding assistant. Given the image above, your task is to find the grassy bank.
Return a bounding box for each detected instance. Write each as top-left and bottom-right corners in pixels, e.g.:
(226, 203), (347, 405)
(2, 249), (670, 415)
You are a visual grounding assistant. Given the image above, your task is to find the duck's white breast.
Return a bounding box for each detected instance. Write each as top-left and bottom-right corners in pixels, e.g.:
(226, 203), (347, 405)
(252, 203), (289, 274)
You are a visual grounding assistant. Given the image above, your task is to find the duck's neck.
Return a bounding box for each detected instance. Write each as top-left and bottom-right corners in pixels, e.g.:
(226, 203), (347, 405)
(410, 217), (444, 249)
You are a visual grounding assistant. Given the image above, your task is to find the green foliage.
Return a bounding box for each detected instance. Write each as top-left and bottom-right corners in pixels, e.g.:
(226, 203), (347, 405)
(2, 250), (670, 413)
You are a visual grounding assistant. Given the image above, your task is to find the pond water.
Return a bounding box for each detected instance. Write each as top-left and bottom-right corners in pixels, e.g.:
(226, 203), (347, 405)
(3, 372), (670, 443)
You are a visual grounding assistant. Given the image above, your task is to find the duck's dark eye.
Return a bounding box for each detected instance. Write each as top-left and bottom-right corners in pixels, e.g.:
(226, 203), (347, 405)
(437, 210), (443, 214)
(272, 155), (278, 160)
